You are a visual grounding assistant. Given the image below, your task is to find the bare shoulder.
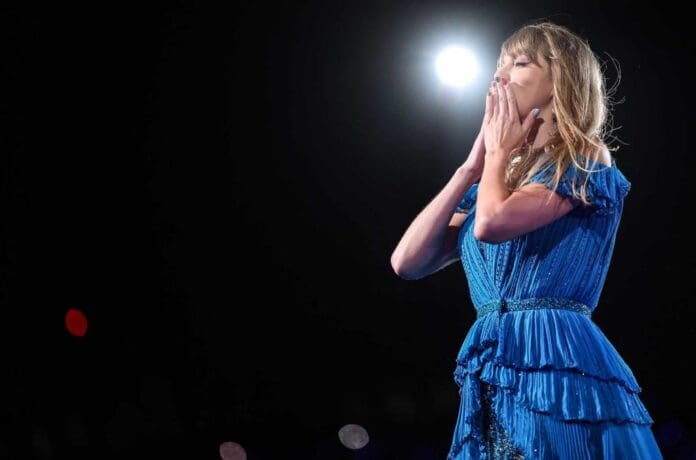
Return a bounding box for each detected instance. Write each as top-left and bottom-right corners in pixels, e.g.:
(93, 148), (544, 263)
(592, 143), (612, 167)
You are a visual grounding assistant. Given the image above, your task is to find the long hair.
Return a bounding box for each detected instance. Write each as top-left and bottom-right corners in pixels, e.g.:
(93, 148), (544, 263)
(498, 20), (622, 207)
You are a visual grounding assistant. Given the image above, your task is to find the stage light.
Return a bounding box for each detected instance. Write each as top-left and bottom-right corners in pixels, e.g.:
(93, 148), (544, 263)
(338, 423), (369, 449)
(219, 441), (247, 460)
(65, 308), (88, 337)
(435, 46), (479, 88)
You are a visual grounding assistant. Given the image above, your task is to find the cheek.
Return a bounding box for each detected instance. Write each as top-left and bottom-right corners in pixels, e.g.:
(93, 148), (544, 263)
(515, 81), (548, 103)
(509, 86), (528, 105)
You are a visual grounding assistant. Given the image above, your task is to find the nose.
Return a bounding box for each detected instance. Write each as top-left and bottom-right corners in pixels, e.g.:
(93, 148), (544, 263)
(493, 65), (510, 84)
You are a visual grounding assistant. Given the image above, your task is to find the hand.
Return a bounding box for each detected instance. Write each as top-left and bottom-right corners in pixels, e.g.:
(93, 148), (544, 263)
(483, 80), (541, 161)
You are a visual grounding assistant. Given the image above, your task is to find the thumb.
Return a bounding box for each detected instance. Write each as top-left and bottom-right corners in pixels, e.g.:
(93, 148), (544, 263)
(523, 108), (541, 133)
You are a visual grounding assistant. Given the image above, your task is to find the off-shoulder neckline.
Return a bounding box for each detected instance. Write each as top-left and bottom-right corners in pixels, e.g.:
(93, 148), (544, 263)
(541, 147), (618, 172)
(589, 157), (615, 171)
(570, 156), (617, 172)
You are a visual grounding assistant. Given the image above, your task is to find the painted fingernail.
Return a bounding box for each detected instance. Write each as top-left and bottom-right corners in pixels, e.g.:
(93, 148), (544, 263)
(532, 108), (540, 117)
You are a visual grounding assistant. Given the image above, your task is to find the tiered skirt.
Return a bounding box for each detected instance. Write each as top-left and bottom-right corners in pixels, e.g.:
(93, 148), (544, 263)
(447, 307), (663, 459)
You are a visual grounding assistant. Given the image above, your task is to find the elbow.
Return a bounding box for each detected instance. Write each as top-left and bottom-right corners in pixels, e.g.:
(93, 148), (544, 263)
(473, 219), (499, 244)
(390, 252), (418, 280)
(390, 252), (406, 278)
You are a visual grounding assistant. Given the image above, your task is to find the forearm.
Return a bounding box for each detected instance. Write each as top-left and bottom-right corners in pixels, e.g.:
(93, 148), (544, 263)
(391, 166), (478, 275)
(475, 151), (511, 235)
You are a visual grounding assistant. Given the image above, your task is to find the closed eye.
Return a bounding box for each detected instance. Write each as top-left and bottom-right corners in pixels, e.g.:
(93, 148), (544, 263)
(514, 62), (528, 67)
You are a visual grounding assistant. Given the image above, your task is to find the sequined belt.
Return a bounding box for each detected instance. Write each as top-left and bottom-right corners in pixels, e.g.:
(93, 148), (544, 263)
(476, 297), (592, 319)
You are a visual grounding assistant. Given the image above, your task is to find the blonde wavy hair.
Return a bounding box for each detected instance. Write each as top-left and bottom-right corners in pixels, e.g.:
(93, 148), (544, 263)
(498, 20), (622, 208)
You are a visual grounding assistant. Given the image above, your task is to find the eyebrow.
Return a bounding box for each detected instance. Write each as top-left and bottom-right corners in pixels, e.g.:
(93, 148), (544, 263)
(498, 54), (519, 67)
(500, 53), (521, 62)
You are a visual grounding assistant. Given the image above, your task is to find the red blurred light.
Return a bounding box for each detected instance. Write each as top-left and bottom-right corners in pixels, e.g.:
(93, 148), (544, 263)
(65, 308), (88, 337)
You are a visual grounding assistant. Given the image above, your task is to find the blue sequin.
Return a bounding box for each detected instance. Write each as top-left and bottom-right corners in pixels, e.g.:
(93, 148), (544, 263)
(481, 382), (525, 459)
(476, 297), (592, 319)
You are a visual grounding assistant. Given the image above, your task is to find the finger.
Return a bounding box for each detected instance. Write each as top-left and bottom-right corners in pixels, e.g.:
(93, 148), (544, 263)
(526, 118), (542, 144)
(484, 87), (493, 124)
(492, 82), (499, 119)
(522, 108), (540, 137)
(498, 82), (508, 121)
(506, 82), (518, 121)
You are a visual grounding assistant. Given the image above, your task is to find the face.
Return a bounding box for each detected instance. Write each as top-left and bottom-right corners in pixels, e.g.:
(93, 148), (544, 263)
(494, 50), (553, 120)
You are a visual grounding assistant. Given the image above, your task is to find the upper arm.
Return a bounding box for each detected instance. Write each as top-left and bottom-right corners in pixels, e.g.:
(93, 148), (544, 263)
(425, 214), (468, 275)
(441, 210), (469, 262)
(415, 211), (469, 278)
(474, 183), (576, 243)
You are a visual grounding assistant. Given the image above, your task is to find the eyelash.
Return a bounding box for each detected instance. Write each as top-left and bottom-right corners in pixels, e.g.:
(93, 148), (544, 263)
(498, 62), (527, 70)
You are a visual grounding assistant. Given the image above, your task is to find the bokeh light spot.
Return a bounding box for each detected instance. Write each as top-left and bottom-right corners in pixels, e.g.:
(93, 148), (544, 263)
(219, 441), (247, 460)
(338, 423), (369, 450)
(65, 308), (88, 337)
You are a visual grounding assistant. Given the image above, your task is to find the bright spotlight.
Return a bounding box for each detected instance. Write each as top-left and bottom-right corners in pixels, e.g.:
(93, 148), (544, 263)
(435, 46), (479, 88)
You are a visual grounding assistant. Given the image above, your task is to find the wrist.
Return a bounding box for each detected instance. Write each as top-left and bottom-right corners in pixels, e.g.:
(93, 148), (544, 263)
(484, 149), (510, 166)
(485, 148), (508, 158)
(456, 163), (478, 179)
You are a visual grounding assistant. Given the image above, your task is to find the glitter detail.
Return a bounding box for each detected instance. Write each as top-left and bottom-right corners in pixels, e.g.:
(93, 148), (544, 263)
(476, 297), (592, 319)
(481, 382), (525, 459)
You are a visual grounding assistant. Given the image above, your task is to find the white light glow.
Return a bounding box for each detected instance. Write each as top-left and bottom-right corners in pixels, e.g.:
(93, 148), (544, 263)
(435, 46), (479, 88)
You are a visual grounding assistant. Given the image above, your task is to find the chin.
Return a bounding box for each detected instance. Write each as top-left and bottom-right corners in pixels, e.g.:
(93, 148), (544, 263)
(515, 103), (528, 117)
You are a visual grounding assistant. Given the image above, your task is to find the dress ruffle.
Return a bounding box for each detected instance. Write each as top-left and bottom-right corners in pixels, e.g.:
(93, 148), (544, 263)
(448, 308), (654, 459)
(453, 157), (631, 217)
(529, 157), (632, 216)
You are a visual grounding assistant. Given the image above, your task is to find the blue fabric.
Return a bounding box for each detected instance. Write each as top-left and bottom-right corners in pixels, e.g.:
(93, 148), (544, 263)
(447, 158), (663, 459)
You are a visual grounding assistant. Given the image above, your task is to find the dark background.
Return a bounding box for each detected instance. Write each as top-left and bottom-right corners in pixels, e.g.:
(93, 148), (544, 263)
(1, 2), (693, 459)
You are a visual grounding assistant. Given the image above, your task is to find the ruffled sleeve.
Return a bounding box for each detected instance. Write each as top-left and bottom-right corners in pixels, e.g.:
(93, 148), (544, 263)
(528, 157), (632, 216)
(454, 182), (479, 213)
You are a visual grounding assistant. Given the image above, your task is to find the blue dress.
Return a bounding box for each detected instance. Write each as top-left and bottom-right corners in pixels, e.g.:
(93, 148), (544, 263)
(447, 157), (663, 459)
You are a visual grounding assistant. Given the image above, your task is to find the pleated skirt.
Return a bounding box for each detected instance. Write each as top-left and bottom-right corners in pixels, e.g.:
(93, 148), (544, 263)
(449, 379), (664, 459)
(447, 307), (664, 459)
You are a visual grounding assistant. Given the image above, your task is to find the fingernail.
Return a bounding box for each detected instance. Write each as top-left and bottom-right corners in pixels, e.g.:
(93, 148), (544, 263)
(532, 108), (540, 117)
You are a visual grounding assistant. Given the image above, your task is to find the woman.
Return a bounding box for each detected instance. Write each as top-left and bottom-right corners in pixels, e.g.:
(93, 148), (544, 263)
(390, 22), (663, 458)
